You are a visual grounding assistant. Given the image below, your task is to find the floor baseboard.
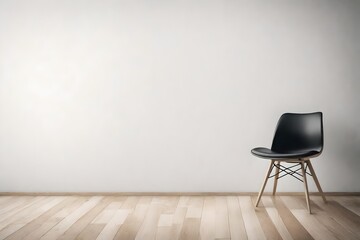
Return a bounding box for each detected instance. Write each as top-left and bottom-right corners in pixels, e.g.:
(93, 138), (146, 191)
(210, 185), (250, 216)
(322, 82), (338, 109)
(0, 192), (359, 196)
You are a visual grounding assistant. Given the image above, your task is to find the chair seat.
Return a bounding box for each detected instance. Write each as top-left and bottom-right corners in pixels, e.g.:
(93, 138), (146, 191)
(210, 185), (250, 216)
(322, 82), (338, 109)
(251, 147), (320, 159)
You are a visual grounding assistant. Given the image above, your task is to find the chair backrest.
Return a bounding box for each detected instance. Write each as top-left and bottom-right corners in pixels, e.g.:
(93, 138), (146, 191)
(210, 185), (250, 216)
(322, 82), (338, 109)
(271, 112), (323, 154)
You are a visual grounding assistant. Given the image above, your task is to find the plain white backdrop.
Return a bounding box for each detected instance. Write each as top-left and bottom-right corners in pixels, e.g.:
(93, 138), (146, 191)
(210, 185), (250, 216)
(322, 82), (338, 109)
(0, 0), (359, 192)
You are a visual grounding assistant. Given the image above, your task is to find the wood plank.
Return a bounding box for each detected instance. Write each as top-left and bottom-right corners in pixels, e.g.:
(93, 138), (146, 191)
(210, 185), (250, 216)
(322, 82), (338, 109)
(332, 196), (360, 216)
(181, 196), (203, 240)
(261, 196), (293, 240)
(156, 226), (172, 240)
(76, 224), (105, 240)
(0, 197), (47, 231)
(96, 209), (130, 240)
(113, 197), (152, 240)
(200, 197), (215, 240)
(157, 214), (173, 227)
(162, 196), (179, 214)
(272, 197), (313, 240)
(21, 197), (88, 240)
(215, 196), (230, 239)
(179, 218), (201, 240)
(0, 197), (64, 239)
(0, 197), (29, 216)
(0, 197), (14, 206)
(92, 198), (125, 224)
(157, 197), (187, 240)
(291, 209), (338, 240)
(57, 197), (113, 240)
(134, 198), (162, 240)
(311, 197), (360, 237)
(282, 196), (338, 240)
(6, 197), (75, 240)
(40, 197), (103, 240)
(312, 204), (359, 240)
(252, 196), (282, 240)
(226, 196), (247, 240)
(185, 197), (203, 219)
(120, 196), (140, 211)
(238, 196), (266, 240)
(166, 197), (188, 240)
(0, 197), (43, 224)
(11, 197), (65, 225)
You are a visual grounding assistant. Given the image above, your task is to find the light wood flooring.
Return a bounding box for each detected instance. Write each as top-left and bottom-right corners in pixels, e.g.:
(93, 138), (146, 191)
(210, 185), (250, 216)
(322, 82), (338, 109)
(0, 195), (359, 240)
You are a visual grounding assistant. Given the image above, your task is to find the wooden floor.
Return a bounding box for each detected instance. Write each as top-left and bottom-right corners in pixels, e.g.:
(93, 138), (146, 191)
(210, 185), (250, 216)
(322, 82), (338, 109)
(0, 195), (359, 240)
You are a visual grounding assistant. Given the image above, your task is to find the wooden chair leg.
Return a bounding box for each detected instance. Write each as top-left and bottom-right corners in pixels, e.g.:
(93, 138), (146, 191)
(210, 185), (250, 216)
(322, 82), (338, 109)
(255, 160), (274, 207)
(301, 161), (311, 214)
(272, 161), (280, 195)
(307, 160), (327, 203)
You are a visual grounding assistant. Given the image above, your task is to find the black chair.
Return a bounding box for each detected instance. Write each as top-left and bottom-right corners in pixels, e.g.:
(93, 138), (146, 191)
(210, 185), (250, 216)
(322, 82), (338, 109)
(252, 112), (327, 213)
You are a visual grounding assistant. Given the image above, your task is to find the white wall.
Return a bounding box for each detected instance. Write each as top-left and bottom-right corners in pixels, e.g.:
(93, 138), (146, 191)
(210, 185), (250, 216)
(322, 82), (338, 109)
(1, 0), (359, 192)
